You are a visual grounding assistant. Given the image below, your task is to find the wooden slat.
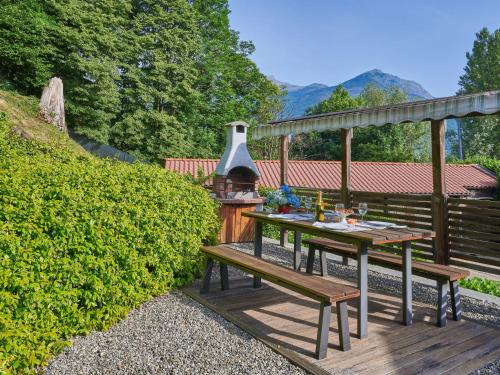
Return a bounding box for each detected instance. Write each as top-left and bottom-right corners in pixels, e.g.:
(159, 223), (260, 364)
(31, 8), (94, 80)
(353, 203), (432, 216)
(390, 329), (500, 375)
(353, 197), (432, 208)
(448, 197), (500, 208)
(449, 250), (500, 267)
(449, 212), (500, 226)
(448, 218), (500, 234)
(450, 237), (500, 252)
(354, 324), (490, 374)
(449, 227), (500, 242)
(447, 205), (500, 217)
(201, 245), (359, 303)
(353, 191), (432, 201)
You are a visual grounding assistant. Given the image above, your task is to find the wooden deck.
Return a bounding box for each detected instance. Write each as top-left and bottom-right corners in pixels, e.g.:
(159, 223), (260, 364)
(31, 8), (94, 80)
(183, 276), (500, 375)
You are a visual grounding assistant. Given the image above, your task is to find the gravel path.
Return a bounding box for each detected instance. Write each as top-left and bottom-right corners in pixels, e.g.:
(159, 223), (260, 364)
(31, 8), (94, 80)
(45, 238), (499, 374)
(44, 289), (305, 375)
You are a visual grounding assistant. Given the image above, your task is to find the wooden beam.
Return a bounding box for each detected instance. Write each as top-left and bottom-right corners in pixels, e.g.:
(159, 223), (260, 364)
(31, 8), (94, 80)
(340, 129), (352, 208)
(280, 135), (289, 246)
(431, 120), (449, 264)
(280, 135), (289, 186)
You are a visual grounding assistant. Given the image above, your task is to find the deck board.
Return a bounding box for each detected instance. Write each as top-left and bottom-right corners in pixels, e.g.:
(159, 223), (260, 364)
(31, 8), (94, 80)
(183, 275), (500, 375)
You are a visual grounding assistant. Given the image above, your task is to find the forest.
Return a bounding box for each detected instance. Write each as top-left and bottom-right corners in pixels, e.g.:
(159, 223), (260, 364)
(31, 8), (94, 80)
(0, 1), (498, 165)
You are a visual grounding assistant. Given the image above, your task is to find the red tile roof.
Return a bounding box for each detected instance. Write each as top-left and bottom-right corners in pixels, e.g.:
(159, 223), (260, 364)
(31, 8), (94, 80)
(164, 158), (497, 196)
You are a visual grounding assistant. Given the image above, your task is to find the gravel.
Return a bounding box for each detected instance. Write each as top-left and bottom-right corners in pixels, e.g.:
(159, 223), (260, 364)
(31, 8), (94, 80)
(44, 289), (305, 375)
(44, 238), (499, 374)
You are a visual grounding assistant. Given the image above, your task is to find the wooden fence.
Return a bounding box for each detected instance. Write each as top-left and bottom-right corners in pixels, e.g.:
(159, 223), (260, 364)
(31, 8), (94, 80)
(292, 187), (500, 274)
(352, 191), (435, 261)
(448, 198), (500, 274)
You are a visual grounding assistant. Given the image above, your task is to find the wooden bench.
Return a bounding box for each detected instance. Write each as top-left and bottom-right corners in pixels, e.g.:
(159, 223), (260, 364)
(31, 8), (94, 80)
(200, 245), (360, 359)
(303, 237), (470, 327)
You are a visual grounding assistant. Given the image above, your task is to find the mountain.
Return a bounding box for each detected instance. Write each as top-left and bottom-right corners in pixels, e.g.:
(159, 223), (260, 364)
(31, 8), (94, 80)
(267, 75), (303, 93)
(273, 69), (433, 117)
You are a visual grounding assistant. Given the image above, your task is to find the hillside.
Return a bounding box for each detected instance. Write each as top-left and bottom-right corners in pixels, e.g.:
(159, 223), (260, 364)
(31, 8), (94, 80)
(0, 88), (85, 153)
(274, 69), (433, 117)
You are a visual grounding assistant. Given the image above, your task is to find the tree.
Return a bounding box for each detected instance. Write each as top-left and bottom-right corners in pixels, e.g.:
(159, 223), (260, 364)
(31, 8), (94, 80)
(289, 86), (363, 159)
(192, 0), (282, 159)
(0, 0), (282, 162)
(457, 27), (500, 158)
(0, 0), (57, 92)
(289, 85), (431, 162)
(111, 0), (202, 160)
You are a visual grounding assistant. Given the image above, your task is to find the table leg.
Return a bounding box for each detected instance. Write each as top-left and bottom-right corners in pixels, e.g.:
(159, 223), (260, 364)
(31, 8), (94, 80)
(402, 240), (413, 325)
(293, 231), (302, 271)
(253, 221), (263, 288)
(357, 241), (368, 339)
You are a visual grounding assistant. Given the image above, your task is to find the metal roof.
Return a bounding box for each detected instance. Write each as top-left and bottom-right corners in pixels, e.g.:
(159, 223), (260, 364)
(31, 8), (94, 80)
(252, 90), (500, 140)
(164, 159), (497, 196)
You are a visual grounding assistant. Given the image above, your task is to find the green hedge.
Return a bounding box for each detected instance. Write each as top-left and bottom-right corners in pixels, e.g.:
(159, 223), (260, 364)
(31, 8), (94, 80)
(0, 112), (219, 372)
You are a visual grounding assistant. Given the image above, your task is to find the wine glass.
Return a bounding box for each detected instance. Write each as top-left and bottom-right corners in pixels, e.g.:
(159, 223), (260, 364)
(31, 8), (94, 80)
(304, 196), (313, 214)
(358, 202), (368, 222)
(335, 203), (345, 222)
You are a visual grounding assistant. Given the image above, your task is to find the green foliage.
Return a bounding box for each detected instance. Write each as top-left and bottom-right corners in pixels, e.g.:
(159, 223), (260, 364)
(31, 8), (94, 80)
(290, 85), (431, 162)
(458, 28), (500, 94)
(460, 277), (500, 297)
(0, 111), (219, 372)
(0, 0), (281, 162)
(457, 27), (500, 158)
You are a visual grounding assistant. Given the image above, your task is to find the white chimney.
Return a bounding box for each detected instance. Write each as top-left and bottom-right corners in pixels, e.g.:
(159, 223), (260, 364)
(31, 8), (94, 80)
(215, 121), (260, 177)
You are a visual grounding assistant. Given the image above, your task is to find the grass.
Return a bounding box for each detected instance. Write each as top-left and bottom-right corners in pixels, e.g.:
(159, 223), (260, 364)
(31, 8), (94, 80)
(0, 88), (84, 153)
(460, 277), (500, 297)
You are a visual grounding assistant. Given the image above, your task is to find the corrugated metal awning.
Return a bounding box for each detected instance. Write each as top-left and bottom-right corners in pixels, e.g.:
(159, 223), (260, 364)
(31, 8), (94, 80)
(252, 90), (500, 140)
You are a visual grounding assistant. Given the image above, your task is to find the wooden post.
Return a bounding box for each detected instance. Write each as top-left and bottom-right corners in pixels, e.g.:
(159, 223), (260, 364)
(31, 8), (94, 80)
(431, 120), (449, 264)
(341, 129), (352, 208)
(279, 135), (289, 246)
(39, 77), (66, 133)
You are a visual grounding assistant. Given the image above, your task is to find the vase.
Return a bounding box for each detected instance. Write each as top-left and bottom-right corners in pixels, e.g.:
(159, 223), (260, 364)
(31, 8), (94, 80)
(278, 204), (291, 214)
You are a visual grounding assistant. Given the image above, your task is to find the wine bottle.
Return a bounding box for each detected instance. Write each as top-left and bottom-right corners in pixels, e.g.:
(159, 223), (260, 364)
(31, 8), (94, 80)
(315, 191), (325, 222)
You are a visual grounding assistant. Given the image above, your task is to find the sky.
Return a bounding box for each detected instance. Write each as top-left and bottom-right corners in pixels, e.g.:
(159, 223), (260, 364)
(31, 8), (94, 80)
(228, 0), (499, 97)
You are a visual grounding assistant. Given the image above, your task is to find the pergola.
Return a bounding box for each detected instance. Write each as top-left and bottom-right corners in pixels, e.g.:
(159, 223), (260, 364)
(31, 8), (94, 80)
(252, 90), (500, 264)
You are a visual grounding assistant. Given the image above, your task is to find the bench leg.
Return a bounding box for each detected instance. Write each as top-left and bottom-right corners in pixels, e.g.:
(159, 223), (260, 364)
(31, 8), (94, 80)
(253, 221), (263, 288)
(320, 250), (327, 277)
(342, 256), (349, 266)
(293, 230), (302, 271)
(437, 280), (448, 327)
(357, 242), (368, 339)
(402, 241), (413, 326)
(449, 280), (462, 321)
(336, 301), (351, 351)
(315, 301), (332, 360)
(200, 258), (214, 294)
(306, 245), (316, 274)
(220, 263), (229, 291)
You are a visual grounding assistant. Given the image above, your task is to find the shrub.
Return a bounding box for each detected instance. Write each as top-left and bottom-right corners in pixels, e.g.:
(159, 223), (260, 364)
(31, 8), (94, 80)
(0, 112), (219, 372)
(460, 277), (500, 297)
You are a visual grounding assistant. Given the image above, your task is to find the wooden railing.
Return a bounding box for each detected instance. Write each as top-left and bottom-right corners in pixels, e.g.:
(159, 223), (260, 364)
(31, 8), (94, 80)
(448, 198), (500, 275)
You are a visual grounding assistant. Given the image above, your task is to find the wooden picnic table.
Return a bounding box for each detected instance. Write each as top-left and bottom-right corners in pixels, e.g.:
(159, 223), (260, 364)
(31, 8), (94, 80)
(241, 211), (435, 339)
